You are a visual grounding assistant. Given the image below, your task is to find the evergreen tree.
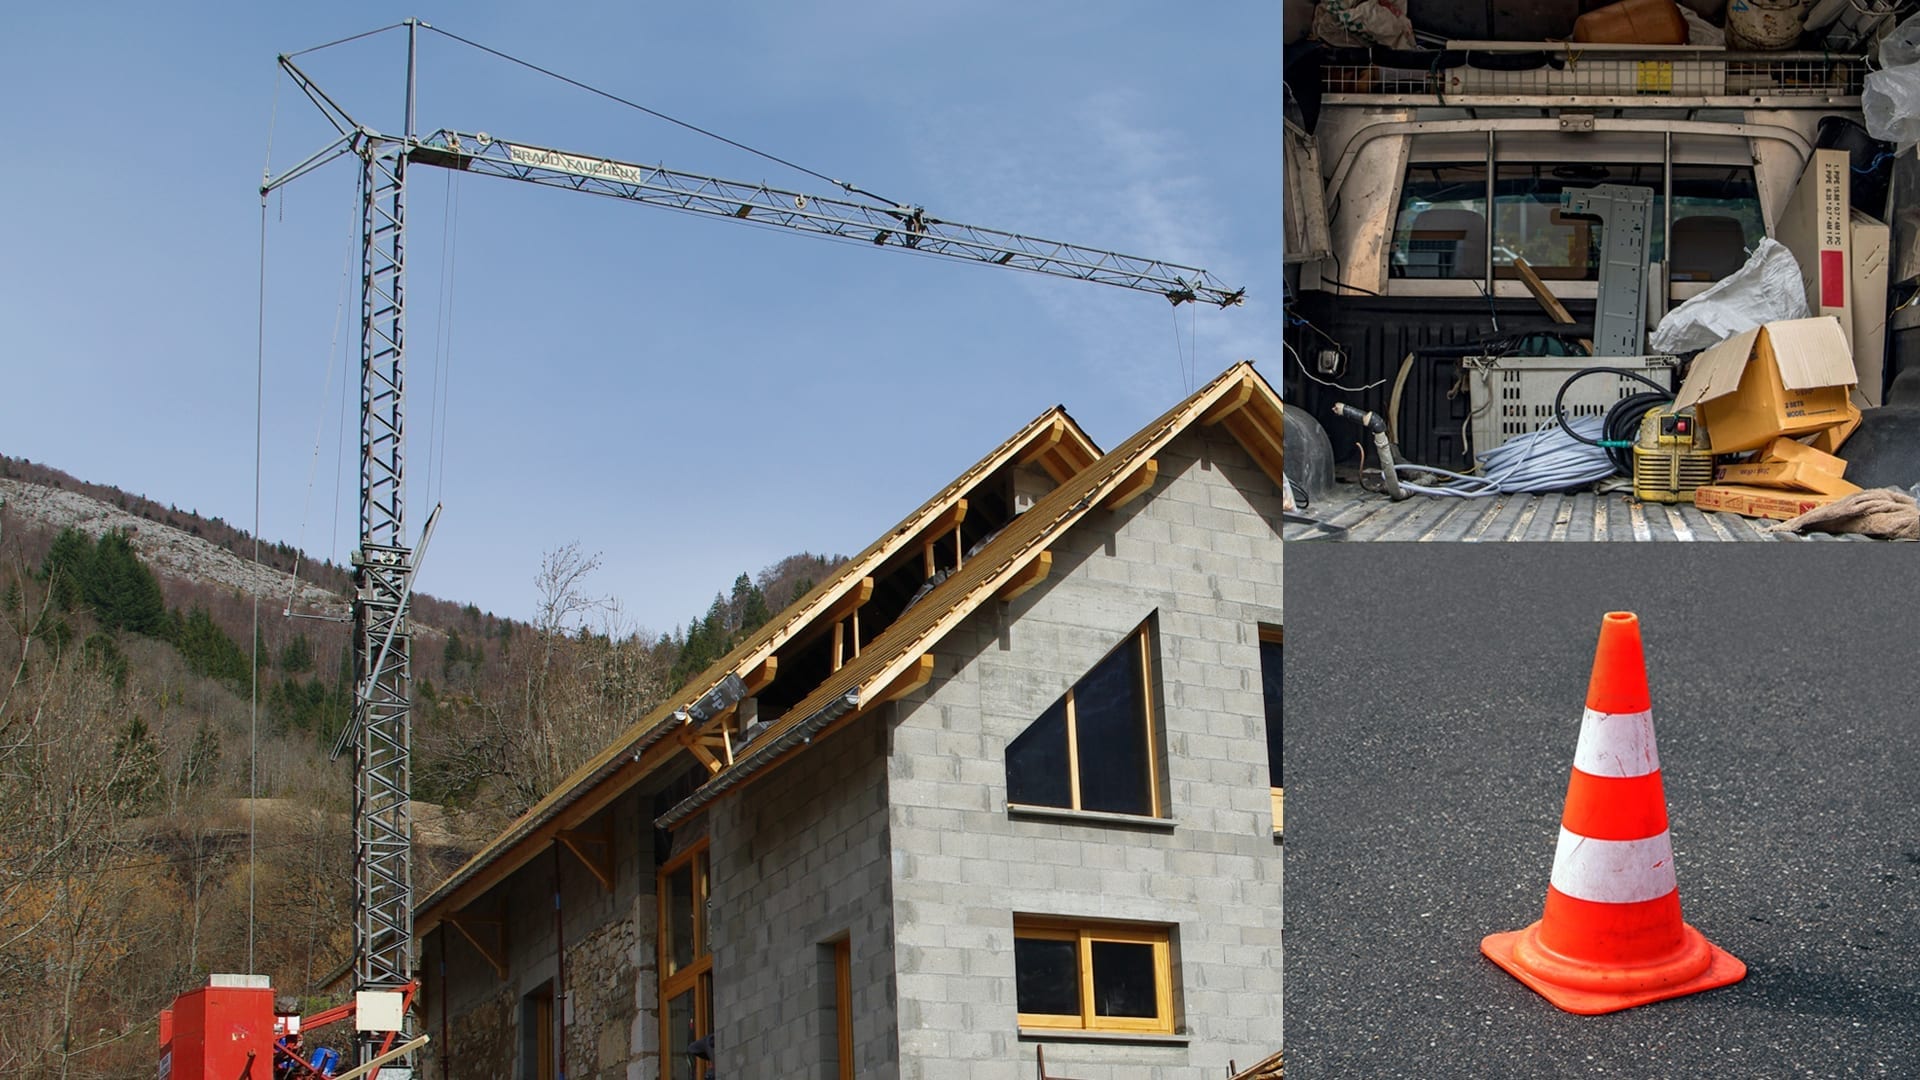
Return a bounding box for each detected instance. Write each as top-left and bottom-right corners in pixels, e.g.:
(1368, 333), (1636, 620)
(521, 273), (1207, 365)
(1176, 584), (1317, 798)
(172, 605), (250, 687)
(787, 577), (816, 608)
(88, 531), (165, 635)
(277, 633), (313, 673)
(40, 527), (91, 611)
(731, 572), (771, 637)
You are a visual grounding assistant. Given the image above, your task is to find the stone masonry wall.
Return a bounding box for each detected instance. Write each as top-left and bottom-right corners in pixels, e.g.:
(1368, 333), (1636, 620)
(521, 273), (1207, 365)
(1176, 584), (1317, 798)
(428, 783), (660, 1079)
(886, 426), (1285, 1080)
(709, 709), (899, 1080)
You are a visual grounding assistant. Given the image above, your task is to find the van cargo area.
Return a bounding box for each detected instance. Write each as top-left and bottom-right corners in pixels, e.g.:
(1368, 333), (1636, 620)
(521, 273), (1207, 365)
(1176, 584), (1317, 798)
(1282, 3), (1920, 541)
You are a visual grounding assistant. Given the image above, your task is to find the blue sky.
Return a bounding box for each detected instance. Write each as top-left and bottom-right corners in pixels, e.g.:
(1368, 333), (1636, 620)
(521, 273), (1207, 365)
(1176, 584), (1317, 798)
(2, 4), (1281, 633)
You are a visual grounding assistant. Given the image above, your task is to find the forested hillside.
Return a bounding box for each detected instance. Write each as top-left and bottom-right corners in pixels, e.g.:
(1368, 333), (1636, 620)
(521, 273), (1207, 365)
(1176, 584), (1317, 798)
(0, 460), (843, 1077)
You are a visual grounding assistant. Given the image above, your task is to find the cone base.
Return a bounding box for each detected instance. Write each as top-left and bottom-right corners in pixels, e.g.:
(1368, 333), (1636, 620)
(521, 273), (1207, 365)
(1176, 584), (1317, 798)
(1481, 921), (1746, 1015)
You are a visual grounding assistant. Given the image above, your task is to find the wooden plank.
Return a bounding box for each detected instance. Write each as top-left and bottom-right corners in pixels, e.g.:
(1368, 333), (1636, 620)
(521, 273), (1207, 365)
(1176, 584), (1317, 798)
(330, 1035), (430, 1080)
(1101, 459), (1159, 511)
(742, 655), (777, 696)
(1514, 257), (1574, 323)
(556, 830), (613, 893)
(995, 550), (1052, 602)
(1514, 257), (1593, 352)
(446, 916), (506, 979)
(1199, 375), (1254, 425)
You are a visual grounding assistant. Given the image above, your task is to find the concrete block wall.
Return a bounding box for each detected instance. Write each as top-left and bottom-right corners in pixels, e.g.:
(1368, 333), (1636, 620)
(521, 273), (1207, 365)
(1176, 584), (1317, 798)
(886, 427), (1284, 1080)
(710, 709), (899, 1080)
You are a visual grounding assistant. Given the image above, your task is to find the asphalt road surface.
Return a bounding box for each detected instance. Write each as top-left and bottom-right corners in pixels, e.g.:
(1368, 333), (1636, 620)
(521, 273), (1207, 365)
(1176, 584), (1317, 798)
(1284, 544), (1920, 1079)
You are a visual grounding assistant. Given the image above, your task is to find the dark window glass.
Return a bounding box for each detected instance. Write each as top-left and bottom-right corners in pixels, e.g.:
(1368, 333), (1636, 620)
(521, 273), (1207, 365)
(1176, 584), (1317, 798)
(667, 865), (695, 973)
(1015, 936), (1081, 1017)
(1006, 698), (1072, 808)
(1391, 163), (1488, 279)
(666, 989), (695, 1080)
(1492, 163), (1763, 281)
(1260, 638), (1282, 787)
(1090, 940), (1159, 1019)
(1074, 641), (1152, 815)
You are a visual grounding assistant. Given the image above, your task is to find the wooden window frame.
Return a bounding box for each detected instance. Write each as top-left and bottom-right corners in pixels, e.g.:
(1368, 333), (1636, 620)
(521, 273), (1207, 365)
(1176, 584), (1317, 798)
(1259, 625), (1283, 836)
(658, 840), (713, 1075)
(1013, 917), (1174, 1035)
(1009, 620), (1162, 818)
(833, 936), (854, 1080)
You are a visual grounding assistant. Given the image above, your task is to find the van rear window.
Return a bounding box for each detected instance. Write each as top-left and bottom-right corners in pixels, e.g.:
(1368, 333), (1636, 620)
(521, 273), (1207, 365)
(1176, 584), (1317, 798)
(1390, 162), (1763, 283)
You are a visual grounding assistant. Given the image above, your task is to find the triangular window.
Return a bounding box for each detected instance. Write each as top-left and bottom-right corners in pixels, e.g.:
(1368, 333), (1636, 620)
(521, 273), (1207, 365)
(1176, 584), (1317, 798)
(1006, 620), (1160, 817)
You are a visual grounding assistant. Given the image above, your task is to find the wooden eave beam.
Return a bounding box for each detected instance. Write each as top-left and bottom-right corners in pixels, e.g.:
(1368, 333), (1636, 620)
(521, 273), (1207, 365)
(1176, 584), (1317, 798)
(804, 654), (938, 754)
(874, 653), (936, 705)
(1100, 459), (1159, 511)
(925, 498), (968, 536)
(417, 719), (691, 934)
(1014, 418), (1066, 466)
(683, 731), (724, 775)
(1199, 376), (1254, 426)
(996, 550), (1053, 602)
(556, 829), (614, 892)
(445, 915), (507, 979)
(742, 655), (777, 696)
(823, 577), (875, 623)
(1222, 409), (1288, 491)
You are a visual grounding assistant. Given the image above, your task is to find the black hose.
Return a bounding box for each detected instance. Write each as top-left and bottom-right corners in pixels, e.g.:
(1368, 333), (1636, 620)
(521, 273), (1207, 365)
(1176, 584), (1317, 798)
(1550, 367), (1676, 475)
(1602, 392), (1671, 474)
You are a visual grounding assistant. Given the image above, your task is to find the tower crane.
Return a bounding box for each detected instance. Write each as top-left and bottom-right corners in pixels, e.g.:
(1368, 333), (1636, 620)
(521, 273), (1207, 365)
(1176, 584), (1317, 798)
(249, 18), (1242, 1074)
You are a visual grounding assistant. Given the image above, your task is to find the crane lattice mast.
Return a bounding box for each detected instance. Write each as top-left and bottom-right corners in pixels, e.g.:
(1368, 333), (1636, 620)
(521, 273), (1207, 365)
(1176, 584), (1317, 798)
(260, 18), (1242, 1070)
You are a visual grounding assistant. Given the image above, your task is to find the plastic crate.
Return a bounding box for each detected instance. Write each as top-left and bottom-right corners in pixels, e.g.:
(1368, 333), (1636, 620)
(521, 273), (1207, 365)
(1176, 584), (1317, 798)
(1463, 355), (1677, 464)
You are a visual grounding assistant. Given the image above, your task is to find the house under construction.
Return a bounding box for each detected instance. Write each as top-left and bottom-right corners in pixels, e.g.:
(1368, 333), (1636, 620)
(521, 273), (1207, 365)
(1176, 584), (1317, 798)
(416, 361), (1286, 1079)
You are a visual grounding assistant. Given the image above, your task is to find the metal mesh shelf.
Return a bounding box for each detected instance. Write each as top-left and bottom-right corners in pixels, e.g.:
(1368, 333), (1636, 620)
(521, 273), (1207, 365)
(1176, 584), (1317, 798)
(1321, 47), (1863, 101)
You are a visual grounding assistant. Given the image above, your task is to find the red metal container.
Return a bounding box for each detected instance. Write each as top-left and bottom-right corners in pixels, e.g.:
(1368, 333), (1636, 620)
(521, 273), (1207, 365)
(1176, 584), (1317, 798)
(159, 976), (274, 1080)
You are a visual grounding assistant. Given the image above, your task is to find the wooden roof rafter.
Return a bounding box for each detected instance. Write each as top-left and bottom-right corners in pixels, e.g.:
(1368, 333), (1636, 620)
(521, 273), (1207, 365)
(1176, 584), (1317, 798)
(415, 405), (1103, 935)
(654, 361), (1285, 829)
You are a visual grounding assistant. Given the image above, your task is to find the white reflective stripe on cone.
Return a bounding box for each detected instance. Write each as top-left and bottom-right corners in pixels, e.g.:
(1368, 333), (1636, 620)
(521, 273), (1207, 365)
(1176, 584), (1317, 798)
(1549, 826), (1679, 905)
(1572, 707), (1661, 779)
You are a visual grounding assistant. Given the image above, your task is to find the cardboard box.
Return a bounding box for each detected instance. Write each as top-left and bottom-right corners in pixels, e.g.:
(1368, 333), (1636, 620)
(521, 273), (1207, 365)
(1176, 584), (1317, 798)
(1672, 317), (1861, 453)
(1693, 483), (1850, 522)
(1849, 210), (1890, 408)
(1774, 149), (1852, 350)
(1712, 460), (1861, 495)
(1756, 436), (1847, 477)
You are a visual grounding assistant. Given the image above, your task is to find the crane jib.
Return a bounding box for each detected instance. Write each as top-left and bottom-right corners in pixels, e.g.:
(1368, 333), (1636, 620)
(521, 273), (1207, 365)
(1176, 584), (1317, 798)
(400, 130), (1244, 308)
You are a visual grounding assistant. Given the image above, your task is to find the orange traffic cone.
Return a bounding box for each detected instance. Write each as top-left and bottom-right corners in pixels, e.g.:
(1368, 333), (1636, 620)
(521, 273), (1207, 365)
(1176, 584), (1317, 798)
(1481, 611), (1745, 1015)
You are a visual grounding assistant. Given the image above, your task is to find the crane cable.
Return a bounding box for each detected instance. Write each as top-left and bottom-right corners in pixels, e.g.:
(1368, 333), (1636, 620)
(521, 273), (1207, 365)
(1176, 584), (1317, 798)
(424, 168), (463, 511)
(422, 25), (907, 209)
(247, 65), (284, 979)
(285, 194), (361, 620)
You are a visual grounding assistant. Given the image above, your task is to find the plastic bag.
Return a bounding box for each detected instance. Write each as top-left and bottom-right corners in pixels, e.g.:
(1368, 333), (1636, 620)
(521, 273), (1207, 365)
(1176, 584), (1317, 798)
(1312, 0), (1415, 49)
(1879, 9), (1920, 66)
(1865, 12), (1920, 150)
(1679, 6), (1725, 45)
(1649, 238), (1810, 354)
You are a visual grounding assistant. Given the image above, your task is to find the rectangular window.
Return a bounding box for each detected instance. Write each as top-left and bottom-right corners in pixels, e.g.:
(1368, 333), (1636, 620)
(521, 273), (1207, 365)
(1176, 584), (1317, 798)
(1390, 163), (1488, 280)
(659, 843), (713, 1079)
(1005, 621), (1161, 817)
(1013, 918), (1174, 1034)
(1393, 160), (1763, 284)
(1493, 163), (1762, 280)
(1260, 627), (1283, 836)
